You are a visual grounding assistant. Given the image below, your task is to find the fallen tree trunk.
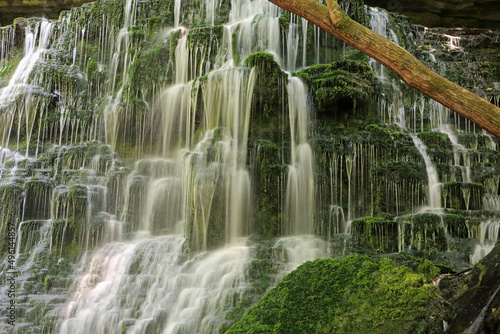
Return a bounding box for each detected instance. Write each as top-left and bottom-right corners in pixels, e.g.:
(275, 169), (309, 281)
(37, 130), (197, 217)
(267, 0), (500, 138)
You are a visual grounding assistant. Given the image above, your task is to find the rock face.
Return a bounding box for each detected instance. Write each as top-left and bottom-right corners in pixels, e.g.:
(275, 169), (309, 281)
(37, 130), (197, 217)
(364, 0), (500, 28)
(448, 243), (500, 333)
(0, 0), (93, 26)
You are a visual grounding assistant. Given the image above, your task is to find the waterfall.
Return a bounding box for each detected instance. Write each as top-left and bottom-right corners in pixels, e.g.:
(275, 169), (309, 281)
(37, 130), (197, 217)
(0, 20), (53, 152)
(57, 236), (254, 333)
(470, 219), (500, 265)
(410, 135), (442, 211)
(285, 77), (315, 235)
(0, 1), (321, 331)
(103, 0), (138, 148)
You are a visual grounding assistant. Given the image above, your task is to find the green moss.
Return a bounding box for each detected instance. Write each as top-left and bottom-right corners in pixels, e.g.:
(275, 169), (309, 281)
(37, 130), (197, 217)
(186, 25), (224, 70)
(51, 219), (83, 258)
(404, 213), (448, 252)
(0, 47), (23, 86)
(244, 52), (288, 116)
(231, 32), (241, 66)
(128, 41), (173, 95)
(24, 179), (53, 220)
(371, 161), (427, 182)
(227, 256), (443, 334)
(418, 131), (452, 150)
(19, 247), (74, 295)
(145, 1), (175, 34)
(471, 162), (500, 184)
(50, 185), (88, 257)
(442, 182), (485, 210)
(393, 253), (442, 279)
(86, 59), (98, 80)
(351, 217), (399, 252)
(366, 124), (393, 145)
(0, 183), (23, 255)
(220, 239), (280, 332)
(294, 60), (373, 114)
(250, 140), (287, 238)
(89, 0), (124, 27)
(442, 214), (468, 238)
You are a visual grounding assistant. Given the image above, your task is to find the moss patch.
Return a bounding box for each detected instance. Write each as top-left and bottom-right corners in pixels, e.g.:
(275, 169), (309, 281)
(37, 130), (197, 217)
(351, 216), (399, 252)
(244, 52), (288, 117)
(226, 255), (443, 334)
(294, 60), (373, 114)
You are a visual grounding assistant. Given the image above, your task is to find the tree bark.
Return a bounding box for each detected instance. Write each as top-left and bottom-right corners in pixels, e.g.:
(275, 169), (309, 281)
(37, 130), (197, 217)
(267, 0), (500, 138)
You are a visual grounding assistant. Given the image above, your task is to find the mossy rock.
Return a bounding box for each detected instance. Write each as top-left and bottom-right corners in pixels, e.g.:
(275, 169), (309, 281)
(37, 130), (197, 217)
(294, 60), (373, 115)
(51, 185), (88, 222)
(244, 52), (288, 117)
(371, 160), (427, 183)
(251, 140), (287, 238)
(227, 255), (444, 334)
(442, 214), (468, 238)
(17, 220), (47, 254)
(16, 245), (74, 295)
(186, 25), (224, 71)
(0, 183), (23, 255)
(128, 40), (174, 95)
(122, 175), (148, 234)
(442, 182), (485, 210)
(50, 219), (82, 258)
(448, 243), (500, 333)
(418, 131), (452, 150)
(471, 162), (500, 185)
(400, 213), (448, 252)
(351, 216), (399, 252)
(24, 179), (53, 220)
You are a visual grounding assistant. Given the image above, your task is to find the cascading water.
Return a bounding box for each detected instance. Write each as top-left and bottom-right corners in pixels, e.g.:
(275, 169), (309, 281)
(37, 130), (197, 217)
(0, 0), (329, 332)
(470, 219), (500, 264)
(0, 20), (53, 153)
(410, 134), (442, 211)
(285, 77), (315, 235)
(57, 236), (254, 334)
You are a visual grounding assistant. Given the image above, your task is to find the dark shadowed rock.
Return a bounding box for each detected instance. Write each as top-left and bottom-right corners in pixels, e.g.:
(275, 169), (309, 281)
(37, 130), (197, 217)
(448, 243), (500, 333)
(364, 0), (500, 28)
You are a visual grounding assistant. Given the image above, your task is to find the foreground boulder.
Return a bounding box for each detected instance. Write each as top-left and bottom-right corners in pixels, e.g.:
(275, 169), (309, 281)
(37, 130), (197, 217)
(227, 255), (445, 334)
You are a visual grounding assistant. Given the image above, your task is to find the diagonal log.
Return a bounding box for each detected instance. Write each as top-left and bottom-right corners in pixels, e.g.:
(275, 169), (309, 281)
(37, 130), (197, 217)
(267, 0), (500, 138)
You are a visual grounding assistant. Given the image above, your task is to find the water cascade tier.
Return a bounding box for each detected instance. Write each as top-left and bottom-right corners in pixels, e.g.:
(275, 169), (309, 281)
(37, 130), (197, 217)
(0, 0), (499, 332)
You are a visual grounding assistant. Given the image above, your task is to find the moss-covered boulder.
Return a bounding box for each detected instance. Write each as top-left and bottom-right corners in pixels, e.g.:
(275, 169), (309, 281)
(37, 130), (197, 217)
(227, 255), (444, 334)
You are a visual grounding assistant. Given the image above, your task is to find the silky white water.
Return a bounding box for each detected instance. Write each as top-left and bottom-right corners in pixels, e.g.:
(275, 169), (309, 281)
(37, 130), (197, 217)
(470, 219), (500, 265)
(47, 1), (324, 332)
